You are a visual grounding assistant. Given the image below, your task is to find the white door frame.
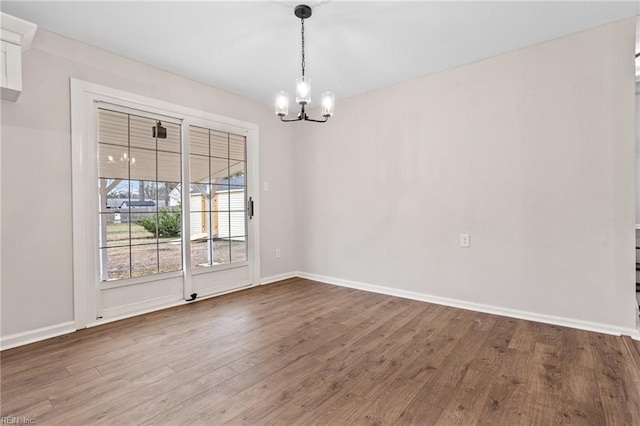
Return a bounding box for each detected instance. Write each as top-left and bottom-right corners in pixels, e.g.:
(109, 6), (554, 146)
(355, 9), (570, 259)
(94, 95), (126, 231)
(70, 78), (260, 329)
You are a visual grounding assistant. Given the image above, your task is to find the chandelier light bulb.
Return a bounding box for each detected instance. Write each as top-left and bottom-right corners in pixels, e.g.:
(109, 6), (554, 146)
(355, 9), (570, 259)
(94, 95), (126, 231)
(296, 77), (311, 105)
(321, 92), (335, 117)
(275, 91), (289, 117)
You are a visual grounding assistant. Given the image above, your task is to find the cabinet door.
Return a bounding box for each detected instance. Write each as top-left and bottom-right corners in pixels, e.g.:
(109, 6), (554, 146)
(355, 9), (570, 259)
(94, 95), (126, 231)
(0, 40), (22, 101)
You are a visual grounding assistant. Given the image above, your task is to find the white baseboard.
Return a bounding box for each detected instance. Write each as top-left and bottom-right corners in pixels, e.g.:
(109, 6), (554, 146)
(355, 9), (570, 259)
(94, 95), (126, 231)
(4, 272), (636, 350)
(91, 293), (186, 327)
(261, 271), (298, 285)
(96, 293), (184, 322)
(88, 284), (254, 328)
(297, 272), (639, 338)
(1, 321), (76, 351)
(3, 279), (269, 349)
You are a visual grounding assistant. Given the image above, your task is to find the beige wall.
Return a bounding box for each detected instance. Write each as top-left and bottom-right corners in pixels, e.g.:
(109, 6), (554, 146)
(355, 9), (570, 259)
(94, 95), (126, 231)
(296, 18), (638, 331)
(1, 30), (297, 336)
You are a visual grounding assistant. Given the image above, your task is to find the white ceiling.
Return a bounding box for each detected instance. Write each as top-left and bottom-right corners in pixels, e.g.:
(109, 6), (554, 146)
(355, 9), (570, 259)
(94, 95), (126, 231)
(2, 1), (638, 106)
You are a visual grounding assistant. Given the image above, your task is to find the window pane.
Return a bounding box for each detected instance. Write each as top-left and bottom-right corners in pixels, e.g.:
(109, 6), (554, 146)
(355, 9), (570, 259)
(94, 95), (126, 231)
(190, 154), (209, 184)
(189, 209), (209, 238)
(230, 211), (246, 237)
(158, 151), (181, 182)
(215, 210), (230, 240)
(129, 148), (156, 181)
(157, 208), (182, 240)
(189, 184), (211, 212)
(208, 209), (219, 239)
(100, 247), (130, 280)
(189, 126), (209, 156)
(229, 188), (245, 211)
(229, 134), (245, 161)
(159, 242), (182, 273)
(191, 238), (210, 268)
(213, 185), (230, 212)
(229, 161), (245, 180)
(159, 182), (181, 210)
(98, 144), (129, 180)
(100, 212), (130, 248)
(131, 244), (158, 277)
(98, 109), (128, 147)
(160, 122), (181, 153)
(210, 157), (229, 183)
(129, 115), (157, 150)
(212, 188), (232, 241)
(227, 170), (245, 187)
(210, 130), (228, 158)
(127, 180), (157, 210)
(231, 238), (247, 263)
(99, 178), (129, 212)
(212, 238), (231, 265)
(212, 183), (230, 194)
(131, 213), (158, 245)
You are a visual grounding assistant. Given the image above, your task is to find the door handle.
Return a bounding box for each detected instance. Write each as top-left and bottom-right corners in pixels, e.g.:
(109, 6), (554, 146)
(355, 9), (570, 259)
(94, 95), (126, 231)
(248, 196), (254, 220)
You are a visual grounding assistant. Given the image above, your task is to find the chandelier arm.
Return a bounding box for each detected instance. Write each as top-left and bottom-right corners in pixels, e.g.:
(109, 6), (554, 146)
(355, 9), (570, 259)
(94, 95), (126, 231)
(303, 116), (329, 123)
(280, 116), (303, 122)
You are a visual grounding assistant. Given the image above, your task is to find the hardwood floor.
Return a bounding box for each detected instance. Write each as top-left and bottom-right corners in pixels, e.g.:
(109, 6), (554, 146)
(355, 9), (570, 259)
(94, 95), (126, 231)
(2, 278), (639, 425)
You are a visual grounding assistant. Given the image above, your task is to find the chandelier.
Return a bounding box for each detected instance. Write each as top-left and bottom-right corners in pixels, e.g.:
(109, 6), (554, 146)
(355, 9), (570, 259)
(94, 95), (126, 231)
(275, 4), (334, 123)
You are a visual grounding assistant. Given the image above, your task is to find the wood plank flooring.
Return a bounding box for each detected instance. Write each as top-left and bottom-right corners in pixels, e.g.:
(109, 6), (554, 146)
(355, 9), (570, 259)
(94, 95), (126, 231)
(2, 278), (639, 425)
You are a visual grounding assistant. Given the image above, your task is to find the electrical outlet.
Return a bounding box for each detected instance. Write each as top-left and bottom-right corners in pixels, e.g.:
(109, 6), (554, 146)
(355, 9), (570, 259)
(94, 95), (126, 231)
(460, 234), (470, 247)
(275, 248), (281, 258)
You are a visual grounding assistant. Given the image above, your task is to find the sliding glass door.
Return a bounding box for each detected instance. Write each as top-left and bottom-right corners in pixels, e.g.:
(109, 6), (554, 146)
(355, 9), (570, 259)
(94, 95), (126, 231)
(92, 104), (255, 320)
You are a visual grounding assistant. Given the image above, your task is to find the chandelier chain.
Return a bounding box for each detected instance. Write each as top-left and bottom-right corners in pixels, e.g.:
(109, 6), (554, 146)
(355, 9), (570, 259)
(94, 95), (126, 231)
(301, 18), (305, 77)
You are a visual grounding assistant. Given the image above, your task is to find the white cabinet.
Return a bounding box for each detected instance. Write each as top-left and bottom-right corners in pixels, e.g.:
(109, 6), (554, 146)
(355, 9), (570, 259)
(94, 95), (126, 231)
(0, 13), (37, 102)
